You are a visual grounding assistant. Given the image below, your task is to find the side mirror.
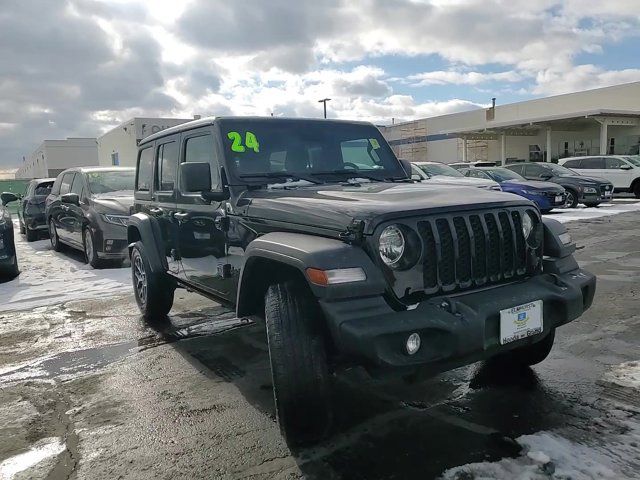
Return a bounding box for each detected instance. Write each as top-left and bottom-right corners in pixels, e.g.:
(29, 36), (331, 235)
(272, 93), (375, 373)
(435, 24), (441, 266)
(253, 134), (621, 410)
(539, 173), (552, 180)
(411, 174), (422, 181)
(0, 192), (18, 206)
(179, 162), (230, 201)
(620, 164), (633, 170)
(61, 193), (80, 205)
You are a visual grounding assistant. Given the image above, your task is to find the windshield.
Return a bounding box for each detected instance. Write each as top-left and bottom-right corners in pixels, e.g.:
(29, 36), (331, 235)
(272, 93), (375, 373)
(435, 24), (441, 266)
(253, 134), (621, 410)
(545, 164), (576, 176)
(415, 163), (464, 178)
(219, 120), (406, 183)
(87, 170), (135, 194)
(484, 168), (525, 182)
(624, 156), (640, 167)
(34, 182), (53, 196)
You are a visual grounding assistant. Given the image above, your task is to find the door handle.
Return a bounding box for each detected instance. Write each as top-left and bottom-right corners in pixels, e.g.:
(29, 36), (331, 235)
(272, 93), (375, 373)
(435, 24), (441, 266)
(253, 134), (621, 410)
(148, 207), (163, 216)
(173, 212), (189, 222)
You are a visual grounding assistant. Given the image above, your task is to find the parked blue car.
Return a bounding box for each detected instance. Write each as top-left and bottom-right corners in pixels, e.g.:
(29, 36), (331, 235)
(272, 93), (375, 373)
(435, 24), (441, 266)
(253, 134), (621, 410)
(461, 167), (566, 213)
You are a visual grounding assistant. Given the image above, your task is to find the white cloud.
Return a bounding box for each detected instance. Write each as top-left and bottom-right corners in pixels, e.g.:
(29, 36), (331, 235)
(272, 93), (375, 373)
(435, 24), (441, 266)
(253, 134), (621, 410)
(408, 70), (524, 86)
(533, 65), (640, 95)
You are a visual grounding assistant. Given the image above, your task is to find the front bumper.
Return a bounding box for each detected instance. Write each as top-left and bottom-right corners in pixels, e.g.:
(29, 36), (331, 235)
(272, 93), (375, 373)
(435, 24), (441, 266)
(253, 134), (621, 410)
(526, 192), (565, 210)
(91, 222), (128, 259)
(320, 267), (595, 374)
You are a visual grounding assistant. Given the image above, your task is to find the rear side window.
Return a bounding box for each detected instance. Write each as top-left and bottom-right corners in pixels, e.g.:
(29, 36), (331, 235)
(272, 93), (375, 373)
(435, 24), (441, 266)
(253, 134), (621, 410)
(580, 157), (604, 169)
(184, 135), (220, 190)
(156, 141), (178, 191)
(563, 159), (581, 168)
(137, 146), (154, 191)
(59, 173), (74, 195)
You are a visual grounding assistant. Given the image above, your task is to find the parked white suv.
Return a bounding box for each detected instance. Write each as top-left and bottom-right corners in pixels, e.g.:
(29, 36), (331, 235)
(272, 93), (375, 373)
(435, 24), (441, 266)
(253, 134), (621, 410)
(559, 155), (640, 198)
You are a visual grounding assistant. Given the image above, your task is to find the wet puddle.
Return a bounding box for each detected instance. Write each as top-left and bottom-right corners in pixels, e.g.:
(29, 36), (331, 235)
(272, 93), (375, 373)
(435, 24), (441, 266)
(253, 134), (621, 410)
(0, 437), (65, 479)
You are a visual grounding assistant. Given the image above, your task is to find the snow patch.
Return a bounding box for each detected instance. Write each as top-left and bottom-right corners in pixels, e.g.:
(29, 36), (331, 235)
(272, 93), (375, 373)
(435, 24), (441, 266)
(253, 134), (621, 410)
(604, 361), (640, 390)
(0, 437), (65, 479)
(0, 224), (131, 312)
(545, 201), (640, 224)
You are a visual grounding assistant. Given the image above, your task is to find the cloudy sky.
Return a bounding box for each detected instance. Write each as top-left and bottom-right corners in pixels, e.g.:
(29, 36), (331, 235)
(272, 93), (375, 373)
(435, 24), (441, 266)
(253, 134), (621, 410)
(1, 0), (639, 170)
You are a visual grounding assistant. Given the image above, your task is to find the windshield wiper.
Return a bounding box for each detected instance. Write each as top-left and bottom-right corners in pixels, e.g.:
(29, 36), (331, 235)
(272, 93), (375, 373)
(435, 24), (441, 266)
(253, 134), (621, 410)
(239, 172), (322, 185)
(311, 170), (388, 183)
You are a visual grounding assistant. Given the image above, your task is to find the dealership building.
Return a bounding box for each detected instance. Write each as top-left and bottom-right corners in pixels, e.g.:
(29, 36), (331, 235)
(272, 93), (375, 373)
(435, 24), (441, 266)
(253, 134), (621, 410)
(15, 138), (98, 179)
(380, 81), (640, 165)
(97, 117), (193, 168)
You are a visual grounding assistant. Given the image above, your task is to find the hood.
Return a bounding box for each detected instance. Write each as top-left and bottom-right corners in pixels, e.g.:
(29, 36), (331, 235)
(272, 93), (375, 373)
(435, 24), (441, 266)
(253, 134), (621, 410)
(502, 180), (564, 192)
(425, 176), (498, 188)
(239, 182), (531, 235)
(91, 191), (134, 214)
(558, 174), (611, 185)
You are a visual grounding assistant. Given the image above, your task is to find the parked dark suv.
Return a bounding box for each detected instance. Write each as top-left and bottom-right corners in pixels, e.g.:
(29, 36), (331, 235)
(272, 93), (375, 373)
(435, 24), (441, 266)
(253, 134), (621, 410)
(0, 192), (20, 280)
(127, 117), (596, 445)
(46, 167), (135, 268)
(505, 162), (613, 208)
(18, 178), (55, 241)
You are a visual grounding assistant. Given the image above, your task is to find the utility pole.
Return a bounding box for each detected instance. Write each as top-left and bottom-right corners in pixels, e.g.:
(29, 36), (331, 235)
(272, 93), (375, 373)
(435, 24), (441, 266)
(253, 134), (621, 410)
(318, 98), (331, 119)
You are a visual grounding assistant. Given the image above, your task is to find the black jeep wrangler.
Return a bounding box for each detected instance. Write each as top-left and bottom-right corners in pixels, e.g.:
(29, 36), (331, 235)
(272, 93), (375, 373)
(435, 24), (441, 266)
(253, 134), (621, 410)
(127, 117), (596, 444)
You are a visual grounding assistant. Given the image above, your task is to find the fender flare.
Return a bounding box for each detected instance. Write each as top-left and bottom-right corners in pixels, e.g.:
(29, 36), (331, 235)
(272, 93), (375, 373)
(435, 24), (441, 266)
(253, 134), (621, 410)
(542, 217), (575, 258)
(236, 232), (386, 316)
(127, 213), (168, 273)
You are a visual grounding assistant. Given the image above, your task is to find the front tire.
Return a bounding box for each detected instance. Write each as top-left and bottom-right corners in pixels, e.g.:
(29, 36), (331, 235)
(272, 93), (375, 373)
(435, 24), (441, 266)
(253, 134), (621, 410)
(25, 227), (38, 242)
(564, 189), (578, 208)
(0, 255), (19, 281)
(500, 329), (556, 366)
(131, 241), (174, 319)
(633, 182), (640, 199)
(265, 281), (332, 446)
(83, 227), (104, 269)
(49, 219), (63, 252)
(584, 202), (600, 208)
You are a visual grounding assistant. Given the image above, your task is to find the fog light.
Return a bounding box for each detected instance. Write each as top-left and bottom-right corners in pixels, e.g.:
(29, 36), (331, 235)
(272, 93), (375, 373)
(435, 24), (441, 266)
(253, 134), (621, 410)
(406, 333), (421, 355)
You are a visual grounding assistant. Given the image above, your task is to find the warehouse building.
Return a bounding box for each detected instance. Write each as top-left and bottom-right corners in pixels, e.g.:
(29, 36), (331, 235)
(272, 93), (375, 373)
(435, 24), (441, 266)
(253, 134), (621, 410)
(97, 117), (193, 167)
(15, 138), (98, 179)
(380, 81), (640, 165)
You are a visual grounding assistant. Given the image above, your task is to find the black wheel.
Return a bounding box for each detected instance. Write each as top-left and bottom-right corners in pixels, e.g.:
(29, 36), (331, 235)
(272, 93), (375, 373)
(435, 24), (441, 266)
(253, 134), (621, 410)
(25, 227), (38, 242)
(584, 202), (600, 208)
(500, 329), (556, 366)
(633, 182), (640, 199)
(131, 241), (174, 319)
(264, 281), (332, 446)
(83, 227), (104, 269)
(0, 255), (20, 280)
(49, 219), (63, 252)
(19, 220), (25, 235)
(564, 189), (578, 208)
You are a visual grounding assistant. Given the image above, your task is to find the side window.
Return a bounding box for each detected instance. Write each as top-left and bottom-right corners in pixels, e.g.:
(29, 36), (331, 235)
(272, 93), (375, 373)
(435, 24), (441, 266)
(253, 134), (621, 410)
(525, 164), (544, 177)
(605, 157), (623, 169)
(184, 135), (220, 190)
(137, 146), (154, 191)
(563, 159), (581, 168)
(508, 165), (523, 175)
(340, 139), (384, 169)
(580, 157), (604, 169)
(70, 174), (84, 197)
(59, 173), (74, 195)
(51, 176), (62, 195)
(155, 141), (178, 191)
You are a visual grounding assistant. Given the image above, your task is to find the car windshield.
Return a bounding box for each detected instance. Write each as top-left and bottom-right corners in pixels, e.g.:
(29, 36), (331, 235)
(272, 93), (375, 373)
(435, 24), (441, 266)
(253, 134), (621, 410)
(219, 119), (406, 183)
(545, 164), (576, 176)
(415, 163), (464, 178)
(87, 170), (135, 194)
(484, 167), (525, 182)
(623, 156), (640, 167)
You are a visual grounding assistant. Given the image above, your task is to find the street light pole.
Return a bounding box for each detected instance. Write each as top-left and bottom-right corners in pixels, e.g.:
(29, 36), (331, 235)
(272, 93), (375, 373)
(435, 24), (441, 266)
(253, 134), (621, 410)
(318, 98), (331, 119)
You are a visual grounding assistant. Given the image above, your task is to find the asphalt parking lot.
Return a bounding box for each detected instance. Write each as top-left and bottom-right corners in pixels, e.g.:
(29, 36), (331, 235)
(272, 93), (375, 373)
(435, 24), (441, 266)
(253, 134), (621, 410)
(1, 199), (639, 479)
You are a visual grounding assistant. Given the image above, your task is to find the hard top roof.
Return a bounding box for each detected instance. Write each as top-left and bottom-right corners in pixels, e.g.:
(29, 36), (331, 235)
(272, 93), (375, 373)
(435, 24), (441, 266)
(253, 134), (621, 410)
(138, 116), (376, 146)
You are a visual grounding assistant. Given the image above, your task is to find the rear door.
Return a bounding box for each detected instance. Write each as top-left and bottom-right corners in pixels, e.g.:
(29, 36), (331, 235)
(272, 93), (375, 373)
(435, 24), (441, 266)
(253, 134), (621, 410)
(54, 172), (76, 241)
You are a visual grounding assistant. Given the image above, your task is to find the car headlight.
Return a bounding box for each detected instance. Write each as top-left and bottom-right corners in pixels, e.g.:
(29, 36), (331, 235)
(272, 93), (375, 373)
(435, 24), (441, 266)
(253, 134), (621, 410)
(101, 214), (129, 227)
(379, 225), (405, 267)
(583, 187), (597, 194)
(522, 211), (533, 239)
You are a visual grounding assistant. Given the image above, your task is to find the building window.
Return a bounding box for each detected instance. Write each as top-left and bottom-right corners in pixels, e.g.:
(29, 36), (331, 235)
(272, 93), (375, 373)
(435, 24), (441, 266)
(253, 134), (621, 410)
(608, 138), (615, 155)
(111, 152), (120, 166)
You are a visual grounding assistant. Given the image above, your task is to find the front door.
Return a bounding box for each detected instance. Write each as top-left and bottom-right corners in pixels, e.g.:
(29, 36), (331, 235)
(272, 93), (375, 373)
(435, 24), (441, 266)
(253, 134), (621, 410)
(175, 128), (233, 300)
(55, 172), (76, 242)
(67, 173), (86, 246)
(604, 157), (632, 189)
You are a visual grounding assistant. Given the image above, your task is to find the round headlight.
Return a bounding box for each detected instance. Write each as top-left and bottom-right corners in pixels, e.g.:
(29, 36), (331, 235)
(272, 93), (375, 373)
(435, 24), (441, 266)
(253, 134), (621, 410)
(379, 225), (405, 267)
(522, 211), (534, 240)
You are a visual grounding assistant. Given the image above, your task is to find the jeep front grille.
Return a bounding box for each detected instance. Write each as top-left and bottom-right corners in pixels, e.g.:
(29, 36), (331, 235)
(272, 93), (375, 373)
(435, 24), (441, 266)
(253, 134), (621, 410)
(377, 207), (541, 300)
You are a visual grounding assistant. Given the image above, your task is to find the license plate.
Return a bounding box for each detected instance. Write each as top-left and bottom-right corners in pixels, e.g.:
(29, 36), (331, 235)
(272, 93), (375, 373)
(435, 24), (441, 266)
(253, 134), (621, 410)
(555, 195), (563, 203)
(193, 231), (211, 240)
(604, 191), (612, 197)
(500, 300), (543, 345)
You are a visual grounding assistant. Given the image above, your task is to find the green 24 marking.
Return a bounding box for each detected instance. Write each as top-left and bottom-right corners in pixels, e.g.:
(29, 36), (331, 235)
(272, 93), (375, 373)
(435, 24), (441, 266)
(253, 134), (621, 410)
(227, 131), (260, 153)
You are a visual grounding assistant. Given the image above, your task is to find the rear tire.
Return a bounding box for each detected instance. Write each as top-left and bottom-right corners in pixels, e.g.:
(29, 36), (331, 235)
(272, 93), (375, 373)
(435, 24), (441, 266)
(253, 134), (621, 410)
(131, 241), (174, 319)
(0, 255), (19, 281)
(564, 189), (578, 208)
(25, 227), (38, 242)
(500, 329), (555, 366)
(584, 202), (600, 208)
(633, 182), (640, 199)
(49, 219), (63, 252)
(264, 281), (332, 446)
